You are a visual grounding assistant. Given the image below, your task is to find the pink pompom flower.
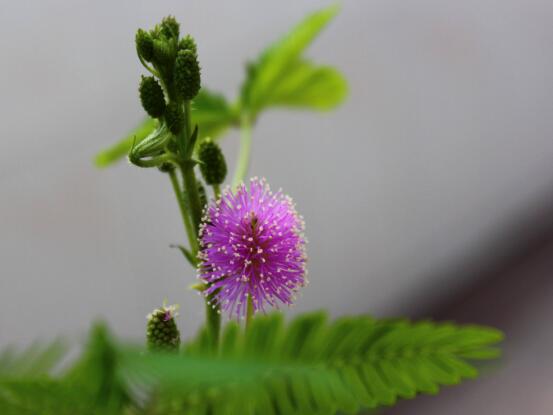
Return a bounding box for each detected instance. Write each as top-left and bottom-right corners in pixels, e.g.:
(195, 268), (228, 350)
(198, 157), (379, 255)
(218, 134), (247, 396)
(198, 177), (307, 318)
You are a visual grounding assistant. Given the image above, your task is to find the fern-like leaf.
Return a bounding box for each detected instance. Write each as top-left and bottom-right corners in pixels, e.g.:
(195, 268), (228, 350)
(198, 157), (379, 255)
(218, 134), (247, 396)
(131, 312), (503, 414)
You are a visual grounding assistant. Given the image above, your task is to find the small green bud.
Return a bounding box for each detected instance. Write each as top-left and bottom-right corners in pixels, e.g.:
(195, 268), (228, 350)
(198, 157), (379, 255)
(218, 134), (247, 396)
(165, 101), (184, 135)
(160, 16), (180, 39)
(135, 29), (154, 62)
(174, 50), (201, 100)
(198, 138), (227, 185)
(178, 35), (197, 55)
(146, 303), (180, 352)
(152, 39), (174, 66)
(139, 76), (166, 118)
(197, 180), (208, 211)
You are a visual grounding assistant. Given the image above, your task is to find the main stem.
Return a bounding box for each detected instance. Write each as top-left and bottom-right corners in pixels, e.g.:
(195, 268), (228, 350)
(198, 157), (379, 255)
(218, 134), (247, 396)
(231, 114), (253, 188)
(180, 101), (203, 232)
(178, 100), (221, 347)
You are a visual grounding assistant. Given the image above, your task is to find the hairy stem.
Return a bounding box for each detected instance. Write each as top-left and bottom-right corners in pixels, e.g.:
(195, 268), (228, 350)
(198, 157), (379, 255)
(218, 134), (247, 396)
(231, 115), (253, 188)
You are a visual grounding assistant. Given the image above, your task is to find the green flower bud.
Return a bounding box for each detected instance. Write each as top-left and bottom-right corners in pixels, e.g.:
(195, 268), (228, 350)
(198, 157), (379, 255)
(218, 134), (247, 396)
(178, 35), (197, 55)
(198, 138), (227, 185)
(197, 180), (208, 211)
(146, 303), (180, 352)
(160, 16), (180, 39)
(174, 50), (201, 100)
(165, 101), (184, 135)
(152, 39), (174, 66)
(136, 29), (154, 61)
(139, 76), (166, 118)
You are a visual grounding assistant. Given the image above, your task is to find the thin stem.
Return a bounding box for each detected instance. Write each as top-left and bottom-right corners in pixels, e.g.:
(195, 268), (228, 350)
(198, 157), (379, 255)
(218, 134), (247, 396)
(245, 296), (254, 331)
(231, 115), (253, 188)
(213, 184), (221, 199)
(180, 166), (202, 233)
(205, 291), (221, 350)
(137, 54), (160, 78)
(168, 169), (198, 255)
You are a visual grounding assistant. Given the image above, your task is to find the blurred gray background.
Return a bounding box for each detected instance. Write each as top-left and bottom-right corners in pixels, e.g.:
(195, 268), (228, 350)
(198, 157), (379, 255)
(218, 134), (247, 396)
(1, 0), (553, 413)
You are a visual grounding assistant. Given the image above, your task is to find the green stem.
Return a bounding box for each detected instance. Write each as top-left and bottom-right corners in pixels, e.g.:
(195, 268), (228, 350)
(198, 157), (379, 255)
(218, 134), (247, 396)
(180, 165), (202, 233)
(245, 296), (254, 330)
(232, 115), (253, 188)
(179, 101), (202, 233)
(213, 184), (221, 199)
(168, 169), (198, 255)
(178, 99), (221, 348)
(205, 290), (221, 350)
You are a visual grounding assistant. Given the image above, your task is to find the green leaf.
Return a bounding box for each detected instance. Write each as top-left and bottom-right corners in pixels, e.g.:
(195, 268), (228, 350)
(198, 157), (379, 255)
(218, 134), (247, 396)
(94, 89), (236, 168)
(241, 4), (346, 115)
(0, 314), (503, 415)
(259, 59), (347, 110)
(192, 88), (238, 140)
(0, 340), (66, 378)
(137, 313), (503, 414)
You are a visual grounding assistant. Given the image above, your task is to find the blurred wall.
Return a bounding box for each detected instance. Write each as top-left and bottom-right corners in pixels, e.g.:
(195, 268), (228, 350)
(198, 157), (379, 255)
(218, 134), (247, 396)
(1, 1), (553, 413)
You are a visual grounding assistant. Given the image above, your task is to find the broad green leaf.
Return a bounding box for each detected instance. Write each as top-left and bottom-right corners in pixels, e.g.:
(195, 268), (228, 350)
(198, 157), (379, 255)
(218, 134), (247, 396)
(192, 89), (238, 139)
(258, 59), (347, 110)
(94, 89), (236, 168)
(241, 4), (345, 115)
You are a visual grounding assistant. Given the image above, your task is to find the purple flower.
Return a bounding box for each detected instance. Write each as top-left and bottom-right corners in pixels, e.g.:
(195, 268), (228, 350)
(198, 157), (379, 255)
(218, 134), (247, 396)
(198, 177), (307, 318)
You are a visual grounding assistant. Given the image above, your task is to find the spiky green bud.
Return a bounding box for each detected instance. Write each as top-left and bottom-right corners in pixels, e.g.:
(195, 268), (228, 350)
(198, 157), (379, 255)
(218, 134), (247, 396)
(136, 29), (154, 61)
(178, 35), (197, 55)
(174, 50), (201, 100)
(146, 303), (180, 352)
(165, 101), (184, 135)
(198, 138), (227, 185)
(160, 16), (180, 39)
(139, 76), (166, 118)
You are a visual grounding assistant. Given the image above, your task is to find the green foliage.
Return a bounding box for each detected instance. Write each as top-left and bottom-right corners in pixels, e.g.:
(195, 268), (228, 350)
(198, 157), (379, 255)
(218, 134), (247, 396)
(240, 4), (346, 116)
(0, 312), (503, 415)
(94, 5), (345, 168)
(0, 340), (66, 378)
(94, 118), (157, 167)
(258, 59), (348, 110)
(94, 89), (236, 168)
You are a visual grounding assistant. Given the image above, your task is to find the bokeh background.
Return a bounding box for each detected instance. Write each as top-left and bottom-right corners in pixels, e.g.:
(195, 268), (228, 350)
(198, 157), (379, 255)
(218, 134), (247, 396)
(2, 1), (553, 413)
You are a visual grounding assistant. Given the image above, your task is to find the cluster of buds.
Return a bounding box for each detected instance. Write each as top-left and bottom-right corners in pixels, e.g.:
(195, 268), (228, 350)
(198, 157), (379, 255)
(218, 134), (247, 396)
(130, 16), (202, 168)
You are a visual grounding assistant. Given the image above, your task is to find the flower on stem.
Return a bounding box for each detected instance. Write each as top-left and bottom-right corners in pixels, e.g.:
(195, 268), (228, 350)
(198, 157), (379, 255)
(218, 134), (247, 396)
(198, 177), (307, 319)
